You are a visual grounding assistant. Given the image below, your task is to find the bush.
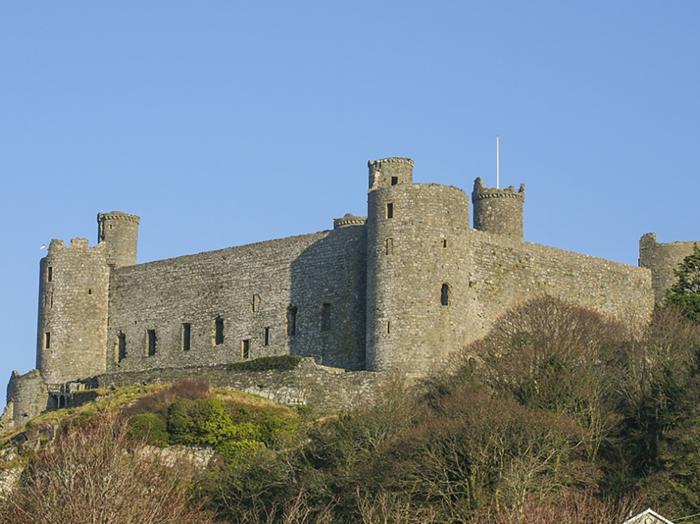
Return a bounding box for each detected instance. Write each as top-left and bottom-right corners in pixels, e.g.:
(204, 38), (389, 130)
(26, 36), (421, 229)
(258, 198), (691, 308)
(129, 412), (169, 447)
(226, 355), (302, 372)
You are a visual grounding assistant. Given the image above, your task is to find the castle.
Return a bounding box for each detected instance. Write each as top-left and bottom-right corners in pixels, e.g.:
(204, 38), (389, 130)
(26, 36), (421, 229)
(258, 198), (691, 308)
(2, 157), (697, 429)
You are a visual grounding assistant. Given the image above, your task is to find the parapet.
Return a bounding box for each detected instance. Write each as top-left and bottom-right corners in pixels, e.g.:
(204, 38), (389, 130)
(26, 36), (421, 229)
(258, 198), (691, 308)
(471, 177), (525, 239)
(472, 177), (525, 201)
(97, 211), (140, 224)
(333, 214), (367, 229)
(368, 157), (414, 190)
(48, 238), (104, 254)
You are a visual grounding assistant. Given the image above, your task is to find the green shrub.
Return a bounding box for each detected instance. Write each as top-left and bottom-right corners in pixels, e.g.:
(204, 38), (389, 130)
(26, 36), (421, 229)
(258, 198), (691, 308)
(128, 412), (169, 447)
(226, 402), (303, 448)
(226, 355), (301, 372)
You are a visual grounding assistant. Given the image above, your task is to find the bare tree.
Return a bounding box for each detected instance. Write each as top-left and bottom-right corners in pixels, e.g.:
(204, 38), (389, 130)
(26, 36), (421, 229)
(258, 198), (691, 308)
(0, 414), (213, 524)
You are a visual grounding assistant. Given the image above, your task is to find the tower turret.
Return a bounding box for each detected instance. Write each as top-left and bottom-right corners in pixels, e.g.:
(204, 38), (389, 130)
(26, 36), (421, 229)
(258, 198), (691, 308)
(640, 233), (700, 304)
(97, 211), (140, 267)
(368, 157), (414, 190)
(37, 238), (110, 384)
(471, 177), (525, 239)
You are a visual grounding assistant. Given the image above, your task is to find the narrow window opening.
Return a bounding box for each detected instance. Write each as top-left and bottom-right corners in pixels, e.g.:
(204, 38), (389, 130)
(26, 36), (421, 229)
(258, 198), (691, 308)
(287, 306), (297, 337)
(442, 238), (448, 248)
(264, 327), (270, 346)
(146, 329), (157, 356)
(386, 321), (391, 334)
(241, 339), (250, 359)
(386, 202), (394, 219)
(117, 332), (126, 362)
(213, 317), (224, 346)
(441, 283), (450, 306)
(45, 332), (51, 349)
(385, 238), (394, 256)
(321, 303), (331, 332)
(47, 266), (53, 282)
(88, 288), (92, 295)
(181, 323), (191, 352)
(390, 176), (399, 186)
(252, 294), (261, 312)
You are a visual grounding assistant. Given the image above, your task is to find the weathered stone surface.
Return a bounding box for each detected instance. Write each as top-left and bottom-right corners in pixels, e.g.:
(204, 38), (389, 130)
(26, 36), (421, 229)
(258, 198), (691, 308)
(9, 155), (687, 421)
(6, 370), (48, 427)
(640, 233), (699, 303)
(92, 358), (383, 414)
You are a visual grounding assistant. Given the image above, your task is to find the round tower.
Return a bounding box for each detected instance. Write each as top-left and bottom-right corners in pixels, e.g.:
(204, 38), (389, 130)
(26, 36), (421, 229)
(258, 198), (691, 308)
(640, 233), (700, 304)
(365, 157), (472, 376)
(97, 211), (140, 267)
(471, 177), (525, 239)
(37, 238), (110, 384)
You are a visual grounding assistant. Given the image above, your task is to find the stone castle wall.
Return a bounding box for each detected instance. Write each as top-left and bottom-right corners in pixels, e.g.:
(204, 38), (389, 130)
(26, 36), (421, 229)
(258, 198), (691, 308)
(106, 225), (366, 375)
(94, 358), (383, 415)
(640, 233), (699, 303)
(6, 156), (671, 426)
(467, 230), (653, 340)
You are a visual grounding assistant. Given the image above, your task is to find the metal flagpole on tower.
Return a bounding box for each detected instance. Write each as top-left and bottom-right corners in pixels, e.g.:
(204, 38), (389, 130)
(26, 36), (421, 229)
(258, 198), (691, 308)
(496, 135), (501, 189)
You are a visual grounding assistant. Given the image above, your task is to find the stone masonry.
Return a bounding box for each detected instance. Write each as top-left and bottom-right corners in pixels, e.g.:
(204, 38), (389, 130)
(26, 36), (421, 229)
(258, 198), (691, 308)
(3, 156), (696, 427)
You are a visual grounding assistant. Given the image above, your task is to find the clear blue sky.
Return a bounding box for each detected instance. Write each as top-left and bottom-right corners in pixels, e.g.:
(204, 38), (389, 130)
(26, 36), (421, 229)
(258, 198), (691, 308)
(2, 2), (699, 398)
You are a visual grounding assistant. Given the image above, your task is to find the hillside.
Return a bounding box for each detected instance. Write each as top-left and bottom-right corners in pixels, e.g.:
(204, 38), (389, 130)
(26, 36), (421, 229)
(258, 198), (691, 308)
(3, 298), (700, 523)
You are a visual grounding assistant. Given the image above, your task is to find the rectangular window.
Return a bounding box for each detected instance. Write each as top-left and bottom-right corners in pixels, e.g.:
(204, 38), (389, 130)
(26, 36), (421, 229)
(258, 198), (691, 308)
(264, 326), (270, 346)
(241, 339), (250, 359)
(287, 306), (297, 336)
(47, 266), (53, 282)
(442, 238), (448, 248)
(321, 303), (331, 332)
(117, 333), (126, 362)
(386, 202), (394, 219)
(181, 323), (191, 352)
(385, 238), (394, 256)
(441, 283), (450, 306)
(45, 332), (51, 349)
(146, 329), (157, 356)
(391, 176), (398, 186)
(387, 321), (391, 334)
(213, 317), (224, 346)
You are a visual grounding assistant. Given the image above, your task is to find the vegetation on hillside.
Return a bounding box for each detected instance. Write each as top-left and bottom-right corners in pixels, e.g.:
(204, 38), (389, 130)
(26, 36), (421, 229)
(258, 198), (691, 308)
(4, 287), (700, 521)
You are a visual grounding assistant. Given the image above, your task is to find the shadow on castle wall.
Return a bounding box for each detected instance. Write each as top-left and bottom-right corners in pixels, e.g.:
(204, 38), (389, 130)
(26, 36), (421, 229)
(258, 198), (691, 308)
(289, 224), (367, 370)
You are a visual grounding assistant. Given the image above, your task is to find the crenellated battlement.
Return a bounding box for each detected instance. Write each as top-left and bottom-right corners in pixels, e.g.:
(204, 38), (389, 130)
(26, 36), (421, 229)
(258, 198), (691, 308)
(97, 211), (140, 223)
(368, 157), (414, 190)
(333, 214), (367, 229)
(48, 238), (106, 254)
(472, 177), (525, 201)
